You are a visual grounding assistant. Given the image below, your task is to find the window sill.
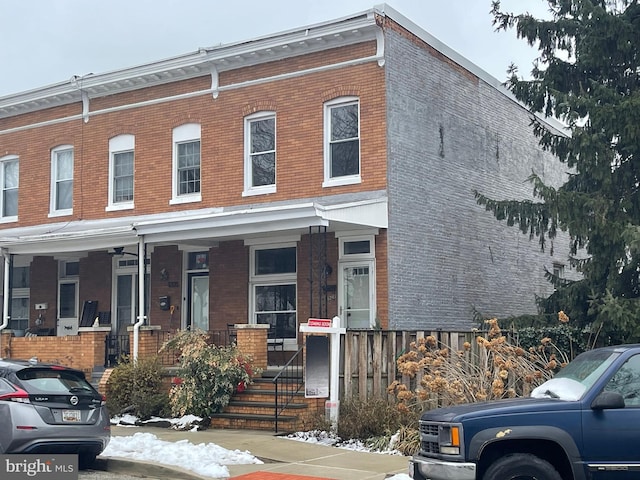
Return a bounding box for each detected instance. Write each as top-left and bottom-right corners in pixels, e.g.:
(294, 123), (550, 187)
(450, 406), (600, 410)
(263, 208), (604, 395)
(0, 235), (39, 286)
(322, 175), (361, 188)
(0, 215), (18, 224)
(169, 194), (202, 205)
(106, 203), (134, 212)
(242, 186), (276, 197)
(48, 209), (73, 218)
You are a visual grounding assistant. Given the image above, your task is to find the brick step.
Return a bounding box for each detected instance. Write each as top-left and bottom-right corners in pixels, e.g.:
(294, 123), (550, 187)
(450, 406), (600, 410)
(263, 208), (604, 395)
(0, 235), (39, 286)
(209, 412), (298, 431)
(252, 378), (303, 388)
(224, 401), (307, 416)
(237, 390), (305, 402)
(229, 400), (307, 409)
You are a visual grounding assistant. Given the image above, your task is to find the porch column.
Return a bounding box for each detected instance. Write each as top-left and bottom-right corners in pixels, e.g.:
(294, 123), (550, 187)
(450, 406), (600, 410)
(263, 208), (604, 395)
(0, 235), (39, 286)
(234, 323), (269, 373)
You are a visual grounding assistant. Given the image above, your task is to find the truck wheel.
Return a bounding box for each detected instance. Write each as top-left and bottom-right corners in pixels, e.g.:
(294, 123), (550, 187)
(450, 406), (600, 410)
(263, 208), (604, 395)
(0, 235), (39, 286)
(483, 453), (562, 480)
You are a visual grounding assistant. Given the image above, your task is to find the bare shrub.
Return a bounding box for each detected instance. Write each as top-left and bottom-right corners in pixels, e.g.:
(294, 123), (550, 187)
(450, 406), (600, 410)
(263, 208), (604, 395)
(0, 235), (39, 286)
(389, 318), (570, 413)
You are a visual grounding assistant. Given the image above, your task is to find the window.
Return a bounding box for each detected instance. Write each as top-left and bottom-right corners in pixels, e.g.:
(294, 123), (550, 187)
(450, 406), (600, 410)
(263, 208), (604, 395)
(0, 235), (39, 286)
(250, 245), (297, 342)
(108, 135), (134, 210)
(171, 124), (201, 204)
(10, 264), (29, 333)
(188, 252), (209, 270)
(59, 282), (77, 318)
(605, 354), (640, 406)
(244, 112), (276, 196)
(324, 97), (360, 187)
(0, 155), (18, 221)
(50, 145), (73, 216)
(58, 260), (78, 320)
(553, 262), (565, 279)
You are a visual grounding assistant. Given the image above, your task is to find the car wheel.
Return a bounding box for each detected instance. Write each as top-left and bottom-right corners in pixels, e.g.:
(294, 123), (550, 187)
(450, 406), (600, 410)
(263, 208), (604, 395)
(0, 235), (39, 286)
(483, 453), (562, 480)
(79, 453), (97, 470)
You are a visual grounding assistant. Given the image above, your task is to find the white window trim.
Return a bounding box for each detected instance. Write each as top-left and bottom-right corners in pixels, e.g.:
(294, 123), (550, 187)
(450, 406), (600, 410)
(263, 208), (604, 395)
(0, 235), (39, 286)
(49, 145), (74, 217)
(107, 134), (135, 211)
(249, 242), (297, 281)
(57, 278), (79, 320)
(339, 234), (375, 260)
(243, 111), (276, 197)
(248, 243), (298, 347)
(0, 154), (18, 223)
(337, 258), (377, 329)
(171, 123), (202, 205)
(337, 234), (376, 328)
(322, 96), (361, 188)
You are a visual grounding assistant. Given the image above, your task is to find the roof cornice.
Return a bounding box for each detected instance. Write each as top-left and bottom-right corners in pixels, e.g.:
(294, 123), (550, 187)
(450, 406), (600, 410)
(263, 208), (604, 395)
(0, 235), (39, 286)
(0, 10), (379, 119)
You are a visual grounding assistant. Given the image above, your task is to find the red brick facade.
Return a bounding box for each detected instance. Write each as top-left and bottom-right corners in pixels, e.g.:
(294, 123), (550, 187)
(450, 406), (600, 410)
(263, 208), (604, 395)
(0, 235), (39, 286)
(0, 12), (391, 371)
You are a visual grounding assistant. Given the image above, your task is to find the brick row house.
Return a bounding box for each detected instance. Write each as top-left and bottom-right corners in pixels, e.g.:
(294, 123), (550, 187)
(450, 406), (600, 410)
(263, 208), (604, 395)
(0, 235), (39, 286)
(0, 5), (573, 371)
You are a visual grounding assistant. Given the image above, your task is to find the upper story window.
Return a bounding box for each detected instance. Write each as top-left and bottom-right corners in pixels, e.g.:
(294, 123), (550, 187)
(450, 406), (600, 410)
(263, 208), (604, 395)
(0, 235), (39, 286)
(323, 97), (361, 188)
(171, 123), (201, 205)
(0, 155), (18, 222)
(50, 145), (73, 217)
(243, 112), (276, 196)
(107, 134), (134, 211)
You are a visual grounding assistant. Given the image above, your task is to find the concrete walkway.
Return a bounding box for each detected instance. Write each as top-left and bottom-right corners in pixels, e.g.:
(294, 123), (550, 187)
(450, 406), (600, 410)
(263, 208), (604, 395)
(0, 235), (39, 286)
(105, 425), (410, 480)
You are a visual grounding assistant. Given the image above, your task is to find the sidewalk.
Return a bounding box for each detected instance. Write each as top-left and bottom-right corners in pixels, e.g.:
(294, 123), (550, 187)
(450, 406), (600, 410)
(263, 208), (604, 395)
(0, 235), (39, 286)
(106, 425), (410, 480)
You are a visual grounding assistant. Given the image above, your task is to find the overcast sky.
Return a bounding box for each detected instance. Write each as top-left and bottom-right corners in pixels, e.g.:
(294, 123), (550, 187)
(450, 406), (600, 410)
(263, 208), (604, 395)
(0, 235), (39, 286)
(0, 0), (551, 98)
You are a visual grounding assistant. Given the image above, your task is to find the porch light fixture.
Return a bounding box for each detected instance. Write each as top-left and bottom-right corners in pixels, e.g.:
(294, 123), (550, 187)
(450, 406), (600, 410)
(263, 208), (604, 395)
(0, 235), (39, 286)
(109, 247), (138, 257)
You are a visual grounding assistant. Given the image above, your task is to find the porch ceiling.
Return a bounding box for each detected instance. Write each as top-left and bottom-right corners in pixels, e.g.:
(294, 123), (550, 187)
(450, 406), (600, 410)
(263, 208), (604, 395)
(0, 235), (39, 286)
(0, 197), (387, 255)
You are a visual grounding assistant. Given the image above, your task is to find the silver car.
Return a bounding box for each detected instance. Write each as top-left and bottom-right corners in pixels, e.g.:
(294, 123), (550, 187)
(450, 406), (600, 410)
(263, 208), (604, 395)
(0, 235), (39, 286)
(0, 358), (110, 468)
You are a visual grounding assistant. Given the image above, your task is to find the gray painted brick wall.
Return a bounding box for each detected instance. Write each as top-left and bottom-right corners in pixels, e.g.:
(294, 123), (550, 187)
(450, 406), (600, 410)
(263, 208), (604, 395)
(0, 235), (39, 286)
(384, 28), (576, 331)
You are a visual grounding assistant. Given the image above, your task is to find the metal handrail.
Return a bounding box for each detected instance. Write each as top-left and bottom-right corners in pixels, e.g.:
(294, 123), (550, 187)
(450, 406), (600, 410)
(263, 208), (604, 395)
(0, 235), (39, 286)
(272, 346), (304, 433)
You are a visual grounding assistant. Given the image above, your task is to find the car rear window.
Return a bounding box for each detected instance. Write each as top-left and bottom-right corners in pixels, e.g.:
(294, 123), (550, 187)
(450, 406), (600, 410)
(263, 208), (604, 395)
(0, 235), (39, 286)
(15, 368), (94, 394)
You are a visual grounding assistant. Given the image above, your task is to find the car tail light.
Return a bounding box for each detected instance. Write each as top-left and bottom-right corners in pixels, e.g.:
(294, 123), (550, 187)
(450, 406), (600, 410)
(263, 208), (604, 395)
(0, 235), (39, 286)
(0, 387), (30, 403)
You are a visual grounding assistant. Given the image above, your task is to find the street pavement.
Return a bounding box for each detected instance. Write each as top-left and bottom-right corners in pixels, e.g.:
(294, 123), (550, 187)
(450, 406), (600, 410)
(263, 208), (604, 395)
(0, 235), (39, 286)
(104, 425), (410, 480)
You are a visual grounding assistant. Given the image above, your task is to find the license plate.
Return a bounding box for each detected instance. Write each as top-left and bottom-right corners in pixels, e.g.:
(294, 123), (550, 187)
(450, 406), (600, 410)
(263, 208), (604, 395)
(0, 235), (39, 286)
(62, 410), (81, 422)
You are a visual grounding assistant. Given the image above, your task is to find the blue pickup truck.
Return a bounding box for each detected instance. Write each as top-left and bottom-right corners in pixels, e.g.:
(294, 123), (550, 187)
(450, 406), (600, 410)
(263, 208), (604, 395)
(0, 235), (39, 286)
(409, 344), (640, 480)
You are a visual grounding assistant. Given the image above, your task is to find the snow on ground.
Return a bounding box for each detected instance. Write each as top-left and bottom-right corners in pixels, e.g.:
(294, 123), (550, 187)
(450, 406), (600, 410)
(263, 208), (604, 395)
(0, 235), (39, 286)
(285, 429), (404, 455)
(105, 415), (262, 478)
(107, 415), (413, 479)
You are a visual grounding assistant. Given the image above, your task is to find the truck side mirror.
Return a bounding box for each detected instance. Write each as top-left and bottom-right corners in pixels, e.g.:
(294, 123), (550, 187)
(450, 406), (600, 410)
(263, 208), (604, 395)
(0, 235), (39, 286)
(591, 391), (625, 410)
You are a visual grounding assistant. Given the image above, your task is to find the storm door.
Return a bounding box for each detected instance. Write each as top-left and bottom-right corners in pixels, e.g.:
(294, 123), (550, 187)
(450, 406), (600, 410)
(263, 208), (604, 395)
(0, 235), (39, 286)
(337, 235), (376, 329)
(185, 251), (209, 332)
(188, 273), (209, 331)
(339, 263), (373, 329)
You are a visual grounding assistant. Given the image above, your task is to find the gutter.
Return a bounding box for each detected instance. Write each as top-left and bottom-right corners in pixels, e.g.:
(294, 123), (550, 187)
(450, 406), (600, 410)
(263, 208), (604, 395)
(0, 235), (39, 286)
(0, 249), (10, 357)
(132, 236), (146, 361)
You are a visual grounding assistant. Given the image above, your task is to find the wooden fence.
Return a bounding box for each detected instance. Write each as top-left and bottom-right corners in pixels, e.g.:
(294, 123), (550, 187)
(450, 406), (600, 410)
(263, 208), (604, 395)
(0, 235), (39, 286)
(339, 329), (501, 401)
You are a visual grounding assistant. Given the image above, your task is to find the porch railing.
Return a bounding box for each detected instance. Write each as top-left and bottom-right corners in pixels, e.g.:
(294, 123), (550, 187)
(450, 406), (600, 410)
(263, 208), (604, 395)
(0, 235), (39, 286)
(272, 346), (304, 433)
(104, 334), (130, 367)
(156, 329), (233, 366)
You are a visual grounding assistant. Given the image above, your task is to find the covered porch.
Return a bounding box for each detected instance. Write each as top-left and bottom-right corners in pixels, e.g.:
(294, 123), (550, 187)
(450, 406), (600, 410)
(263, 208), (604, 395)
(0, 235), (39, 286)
(0, 193), (387, 370)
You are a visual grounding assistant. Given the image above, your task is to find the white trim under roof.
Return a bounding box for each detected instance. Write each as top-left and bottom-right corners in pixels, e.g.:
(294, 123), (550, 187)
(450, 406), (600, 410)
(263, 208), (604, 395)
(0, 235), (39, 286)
(0, 197), (388, 255)
(0, 4), (566, 133)
(0, 10), (380, 119)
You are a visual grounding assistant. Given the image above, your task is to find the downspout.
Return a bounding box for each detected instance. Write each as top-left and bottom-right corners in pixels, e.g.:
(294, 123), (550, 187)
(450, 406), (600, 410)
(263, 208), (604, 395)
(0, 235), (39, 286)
(0, 249), (10, 357)
(132, 236), (146, 361)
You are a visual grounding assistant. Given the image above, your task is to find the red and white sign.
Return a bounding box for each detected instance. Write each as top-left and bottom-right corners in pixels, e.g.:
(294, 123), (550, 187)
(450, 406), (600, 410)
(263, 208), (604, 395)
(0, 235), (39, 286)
(307, 318), (332, 328)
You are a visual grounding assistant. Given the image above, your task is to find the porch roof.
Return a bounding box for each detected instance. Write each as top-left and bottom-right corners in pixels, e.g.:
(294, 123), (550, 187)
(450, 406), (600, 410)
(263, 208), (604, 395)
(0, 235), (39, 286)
(0, 195), (387, 255)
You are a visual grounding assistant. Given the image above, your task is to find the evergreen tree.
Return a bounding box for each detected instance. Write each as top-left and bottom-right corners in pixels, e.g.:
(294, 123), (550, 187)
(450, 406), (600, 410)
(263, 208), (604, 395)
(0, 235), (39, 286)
(476, 1), (640, 344)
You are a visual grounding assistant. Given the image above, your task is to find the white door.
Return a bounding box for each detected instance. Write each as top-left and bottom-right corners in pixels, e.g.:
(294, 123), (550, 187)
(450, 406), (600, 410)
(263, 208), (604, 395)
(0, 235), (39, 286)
(189, 273), (209, 331)
(115, 273), (135, 336)
(57, 280), (78, 336)
(339, 262), (374, 329)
